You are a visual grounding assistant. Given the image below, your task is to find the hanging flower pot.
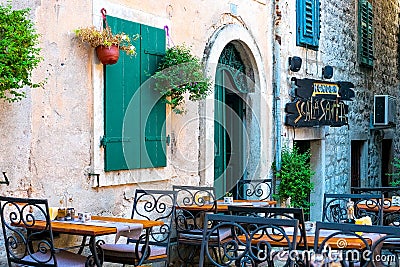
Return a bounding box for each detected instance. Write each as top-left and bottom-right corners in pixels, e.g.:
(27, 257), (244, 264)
(95, 45), (120, 65)
(74, 8), (139, 65)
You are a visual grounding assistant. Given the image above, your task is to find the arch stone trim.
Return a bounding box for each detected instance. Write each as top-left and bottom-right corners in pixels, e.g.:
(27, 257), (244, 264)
(200, 23), (270, 186)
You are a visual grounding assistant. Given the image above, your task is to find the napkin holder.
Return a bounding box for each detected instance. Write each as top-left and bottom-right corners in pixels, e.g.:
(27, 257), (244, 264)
(391, 196), (400, 206)
(223, 197), (233, 205)
(78, 212), (91, 222)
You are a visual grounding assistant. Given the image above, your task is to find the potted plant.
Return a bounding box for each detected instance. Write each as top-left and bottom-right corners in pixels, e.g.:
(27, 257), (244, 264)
(0, 3), (44, 102)
(272, 144), (315, 214)
(74, 25), (138, 65)
(153, 44), (212, 114)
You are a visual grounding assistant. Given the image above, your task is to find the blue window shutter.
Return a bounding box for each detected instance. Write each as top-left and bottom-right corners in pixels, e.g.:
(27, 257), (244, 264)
(103, 17), (166, 171)
(358, 0), (373, 67)
(296, 0), (320, 49)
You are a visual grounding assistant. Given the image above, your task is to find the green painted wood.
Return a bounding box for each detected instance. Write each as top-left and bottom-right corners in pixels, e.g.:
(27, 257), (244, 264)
(214, 68), (226, 199)
(214, 44), (247, 199)
(358, 0), (373, 67)
(140, 24), (166, 168)
(104, 17), (166, 171)
(104, 17), (141, 171)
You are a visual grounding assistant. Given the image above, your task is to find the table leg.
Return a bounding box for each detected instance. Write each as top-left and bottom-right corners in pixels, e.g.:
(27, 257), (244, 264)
(78, 236), (88, 254)
(89, 236), (103, 267)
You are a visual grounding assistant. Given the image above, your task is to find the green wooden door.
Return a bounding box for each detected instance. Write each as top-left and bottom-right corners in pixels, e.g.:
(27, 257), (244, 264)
(214, 68), (226, 199)
(214, 43), (247, 199)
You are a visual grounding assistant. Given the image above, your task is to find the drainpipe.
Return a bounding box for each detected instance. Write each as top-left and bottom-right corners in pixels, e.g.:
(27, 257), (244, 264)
(273, 1), (282, 195)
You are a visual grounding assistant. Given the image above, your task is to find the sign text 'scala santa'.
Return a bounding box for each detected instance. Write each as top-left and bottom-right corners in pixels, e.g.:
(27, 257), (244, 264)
(285, 78), (355, 127)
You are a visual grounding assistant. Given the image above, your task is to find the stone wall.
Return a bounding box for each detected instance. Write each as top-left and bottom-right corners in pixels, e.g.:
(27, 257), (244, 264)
(277, 0), (399, 219)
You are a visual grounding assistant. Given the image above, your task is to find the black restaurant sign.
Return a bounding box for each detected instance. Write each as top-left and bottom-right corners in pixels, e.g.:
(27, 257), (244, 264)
(285, 78), (355, 127)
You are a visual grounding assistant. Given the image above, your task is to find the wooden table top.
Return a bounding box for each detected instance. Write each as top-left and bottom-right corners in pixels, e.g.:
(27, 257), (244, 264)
(179, 199), (277, 212)
(242, 232), (373, 250)
(19, 216), (164, 237)
(358, 202), (400, 213)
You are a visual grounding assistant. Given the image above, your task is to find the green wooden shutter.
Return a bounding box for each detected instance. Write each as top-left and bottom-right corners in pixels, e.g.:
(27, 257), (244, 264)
(140, 25), (167, 168)
(104, 17), (141, 171)
(296, 0), (320, 49)
(103, 17), (166, 171)
(358, 0), (373, 67)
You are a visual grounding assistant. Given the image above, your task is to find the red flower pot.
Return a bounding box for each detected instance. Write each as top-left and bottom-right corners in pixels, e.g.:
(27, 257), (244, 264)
(95, 45), (120, 65)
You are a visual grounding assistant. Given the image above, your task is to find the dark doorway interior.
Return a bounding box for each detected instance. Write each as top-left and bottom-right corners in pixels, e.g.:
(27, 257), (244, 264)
(351, 140), (363, 188)
(381, 139), (393, 187)
(295, 140), (310, 156)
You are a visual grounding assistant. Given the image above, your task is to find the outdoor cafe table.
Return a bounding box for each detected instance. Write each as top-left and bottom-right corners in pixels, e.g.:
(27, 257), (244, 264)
(179, 199), (277, 213)
(358, 201), (400, 213)
(244, 228), (379, 250)
(19, 215), (163, 267)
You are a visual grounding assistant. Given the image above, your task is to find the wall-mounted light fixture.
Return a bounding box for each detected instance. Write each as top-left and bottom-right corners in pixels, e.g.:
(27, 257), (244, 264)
(322, 65), (333, 79)
(288, 56), (302, 72)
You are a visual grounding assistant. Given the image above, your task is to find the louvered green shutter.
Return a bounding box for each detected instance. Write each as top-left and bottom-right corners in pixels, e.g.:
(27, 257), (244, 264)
(104, 17), (166, 171)
(358, 0), (373, 67)
(296, 0), (320, 49)
(140, 25), (166, 168)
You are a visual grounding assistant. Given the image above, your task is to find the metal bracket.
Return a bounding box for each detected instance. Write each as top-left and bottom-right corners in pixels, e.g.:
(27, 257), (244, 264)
(89, 173), (100, 187)
(1, 172), (9, 185)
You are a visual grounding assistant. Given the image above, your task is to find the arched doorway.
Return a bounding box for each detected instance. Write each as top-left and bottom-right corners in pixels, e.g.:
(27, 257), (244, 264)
(214, 43), (248, 198)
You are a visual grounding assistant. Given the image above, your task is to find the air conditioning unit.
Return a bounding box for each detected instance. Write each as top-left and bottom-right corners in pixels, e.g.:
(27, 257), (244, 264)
(373, 95), (396, 126)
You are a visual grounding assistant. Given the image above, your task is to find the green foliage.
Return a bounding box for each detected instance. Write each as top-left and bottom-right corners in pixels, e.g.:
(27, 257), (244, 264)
(153, 44), (211, 114)
(0, 3), (44, 102)
(272, 145), (315, 214)
(387, 157), (400, 186)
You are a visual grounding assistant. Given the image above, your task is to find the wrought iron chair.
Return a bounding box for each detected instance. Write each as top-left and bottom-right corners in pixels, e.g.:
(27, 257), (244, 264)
(351, 186), (400, 227)
(314, 221), (400, 267)
(228, 206), (309, 266)
(322, 193), (384, 225)
(173, 185), (217, 266)
(199, 213), (299, 267)
(236, 178), (272, 200)
(100, 189), (177, 267)
(0, 196), (90, 267)
(228, 206), (307, 250)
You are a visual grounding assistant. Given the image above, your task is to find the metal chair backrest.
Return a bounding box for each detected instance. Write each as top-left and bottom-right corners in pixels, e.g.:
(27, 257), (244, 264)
(199, 213), (299, 267)
(314, 221), (400, 267)
(322, 193), (384, 225)
(173, 185), (217, 232)
(351, 186), (400, 197)
(236, 178), (272, 200)
(131, 189), (177, 246)
(228, 206), (308, 250)
(0, 196), (57, 267)
(351, 187), (400, 227)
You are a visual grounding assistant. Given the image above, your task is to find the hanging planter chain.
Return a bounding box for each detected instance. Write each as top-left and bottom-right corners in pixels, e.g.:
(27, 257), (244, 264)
(101, 8), (109, 29)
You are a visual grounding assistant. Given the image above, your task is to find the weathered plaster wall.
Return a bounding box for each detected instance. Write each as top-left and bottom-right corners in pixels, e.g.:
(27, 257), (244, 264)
(0, 0), (273, 264)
